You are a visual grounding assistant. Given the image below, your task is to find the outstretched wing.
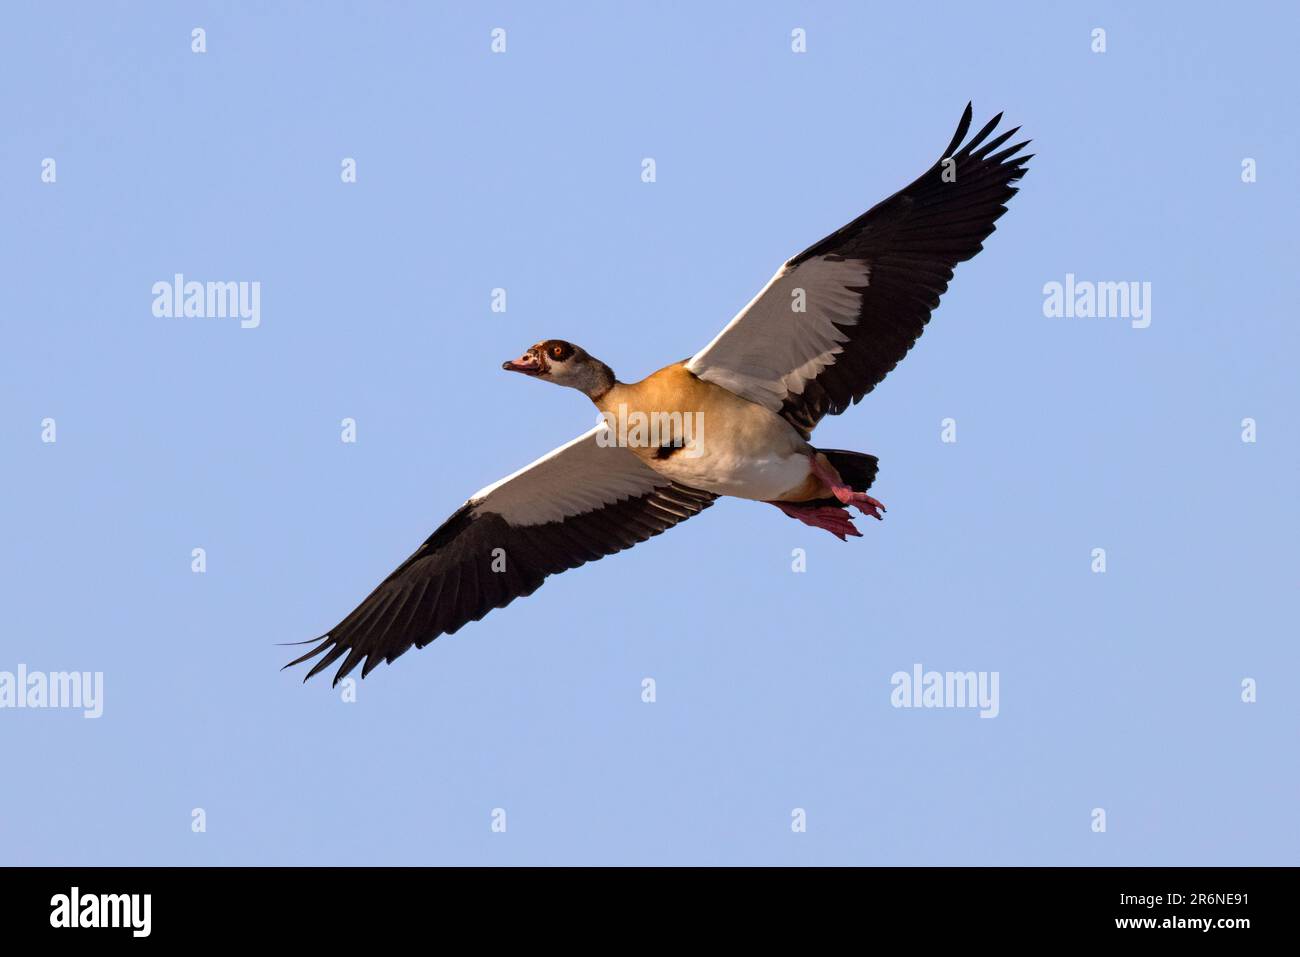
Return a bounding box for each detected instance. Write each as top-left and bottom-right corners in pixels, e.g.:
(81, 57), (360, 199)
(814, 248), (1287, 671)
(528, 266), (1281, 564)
(288, 425), (715, 684)
(686, 103), (1031, 436)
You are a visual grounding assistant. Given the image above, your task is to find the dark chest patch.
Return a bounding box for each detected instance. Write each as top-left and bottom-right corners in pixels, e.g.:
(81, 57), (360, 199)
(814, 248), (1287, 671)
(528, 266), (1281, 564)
(653, 443), (685, 461)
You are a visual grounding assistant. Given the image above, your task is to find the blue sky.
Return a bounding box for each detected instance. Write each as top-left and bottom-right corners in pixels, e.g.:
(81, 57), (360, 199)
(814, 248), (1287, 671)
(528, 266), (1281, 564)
(1, 1), (1296, 865)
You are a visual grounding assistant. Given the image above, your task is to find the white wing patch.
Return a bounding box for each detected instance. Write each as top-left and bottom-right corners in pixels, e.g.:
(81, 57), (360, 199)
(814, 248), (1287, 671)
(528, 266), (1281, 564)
(468, 424), (668, 527)
(686, 255), (870, 411)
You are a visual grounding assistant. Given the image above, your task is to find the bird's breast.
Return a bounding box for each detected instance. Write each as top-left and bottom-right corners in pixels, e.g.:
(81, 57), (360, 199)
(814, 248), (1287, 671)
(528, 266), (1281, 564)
(595, 363), (814, 501)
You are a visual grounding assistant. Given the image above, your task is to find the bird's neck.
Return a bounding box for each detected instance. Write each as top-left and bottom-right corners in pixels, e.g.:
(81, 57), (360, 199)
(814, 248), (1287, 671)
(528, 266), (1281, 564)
(582, 361), (617, 403)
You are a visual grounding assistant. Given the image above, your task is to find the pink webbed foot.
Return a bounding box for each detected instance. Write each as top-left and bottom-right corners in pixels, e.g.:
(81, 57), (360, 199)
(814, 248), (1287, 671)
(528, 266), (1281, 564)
(769, 501), (862, 541)
(808, 454), (887, 520)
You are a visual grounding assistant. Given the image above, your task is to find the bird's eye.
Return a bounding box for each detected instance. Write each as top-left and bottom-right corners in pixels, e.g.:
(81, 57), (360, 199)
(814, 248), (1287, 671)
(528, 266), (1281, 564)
(551, 346), (564, 359)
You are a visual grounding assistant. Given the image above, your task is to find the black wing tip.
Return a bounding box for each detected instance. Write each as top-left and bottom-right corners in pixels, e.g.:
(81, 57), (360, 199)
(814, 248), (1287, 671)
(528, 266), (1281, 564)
(283, 635), (330, 669)
(287, 607), (447, 684)
(280, 632), (369, 685)
(946, 103), (1031, 165)
(939, 108), (1033, 190)
(945, 102), (976, 156)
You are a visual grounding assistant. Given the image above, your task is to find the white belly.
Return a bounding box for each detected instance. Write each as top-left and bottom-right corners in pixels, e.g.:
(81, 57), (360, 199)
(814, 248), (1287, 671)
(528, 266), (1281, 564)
(651, 445), (812, 500)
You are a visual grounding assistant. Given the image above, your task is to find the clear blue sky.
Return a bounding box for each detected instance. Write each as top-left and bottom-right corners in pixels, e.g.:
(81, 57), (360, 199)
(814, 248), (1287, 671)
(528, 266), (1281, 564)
(2, 1), (1296, 865)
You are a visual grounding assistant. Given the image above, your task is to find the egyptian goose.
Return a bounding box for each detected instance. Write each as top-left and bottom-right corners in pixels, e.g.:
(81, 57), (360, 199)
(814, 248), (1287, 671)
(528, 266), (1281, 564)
(289, 104), (1030, 683)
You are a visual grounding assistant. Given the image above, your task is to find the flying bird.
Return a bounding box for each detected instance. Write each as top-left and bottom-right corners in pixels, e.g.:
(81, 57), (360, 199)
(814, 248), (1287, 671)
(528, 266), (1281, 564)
(288, 104), (1030, 684)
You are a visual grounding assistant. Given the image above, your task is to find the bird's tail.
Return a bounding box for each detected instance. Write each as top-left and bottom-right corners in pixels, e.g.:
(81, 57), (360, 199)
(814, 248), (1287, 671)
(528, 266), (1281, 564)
(817, 448), (879, 492)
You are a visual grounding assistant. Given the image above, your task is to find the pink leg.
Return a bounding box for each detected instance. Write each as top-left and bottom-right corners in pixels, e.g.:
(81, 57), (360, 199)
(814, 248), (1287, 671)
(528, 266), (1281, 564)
(768, 501), (862, 541)
(808, 454), (887, 520)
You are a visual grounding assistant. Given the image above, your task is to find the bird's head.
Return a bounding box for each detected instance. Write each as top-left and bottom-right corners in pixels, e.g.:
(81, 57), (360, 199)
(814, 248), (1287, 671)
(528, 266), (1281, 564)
(502, 339), (614, 399)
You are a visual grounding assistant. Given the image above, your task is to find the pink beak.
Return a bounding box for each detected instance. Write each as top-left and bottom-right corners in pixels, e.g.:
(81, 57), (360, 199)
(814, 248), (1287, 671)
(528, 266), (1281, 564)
(502, 351), (544, 375)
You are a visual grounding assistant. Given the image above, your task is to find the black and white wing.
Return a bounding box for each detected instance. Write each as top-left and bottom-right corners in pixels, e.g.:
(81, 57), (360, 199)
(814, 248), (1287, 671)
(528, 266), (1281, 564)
(686, 104), (1031, 436)
(288, 425), (715, 684)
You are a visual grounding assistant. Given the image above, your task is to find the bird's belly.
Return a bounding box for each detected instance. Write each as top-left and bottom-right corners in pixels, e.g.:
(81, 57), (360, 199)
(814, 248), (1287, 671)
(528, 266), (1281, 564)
(650, 442), (812, 501)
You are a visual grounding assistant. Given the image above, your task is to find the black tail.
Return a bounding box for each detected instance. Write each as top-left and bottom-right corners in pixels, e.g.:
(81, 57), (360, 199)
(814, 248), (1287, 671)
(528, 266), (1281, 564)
(819, 449), (879, 492)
